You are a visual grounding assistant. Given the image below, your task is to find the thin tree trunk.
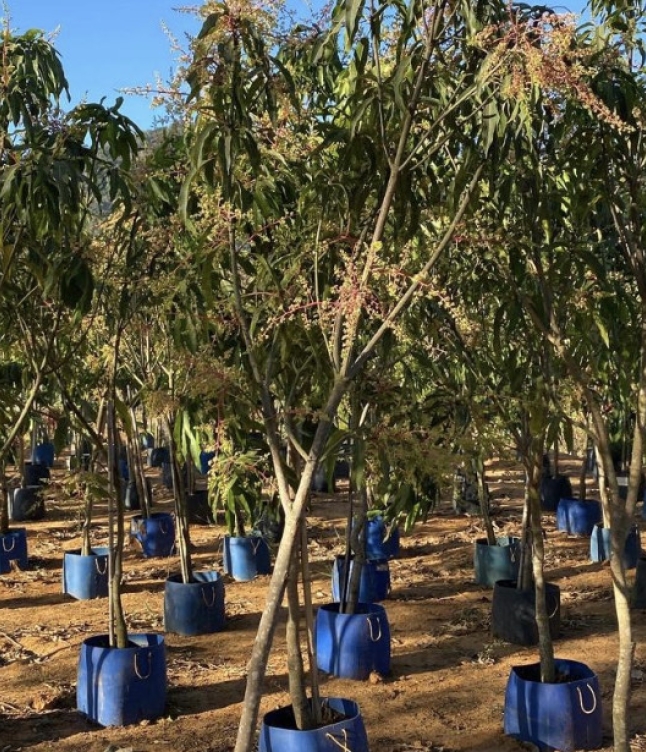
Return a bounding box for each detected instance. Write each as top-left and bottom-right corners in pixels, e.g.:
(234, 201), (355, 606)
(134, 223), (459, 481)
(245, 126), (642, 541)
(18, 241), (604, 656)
(517, 482), (533, 591)
(80, 488), (93, 557)
(129, 403), (150, 518)
(340, 473), (354, 613)
(107, 402), (128, 649)
(166, 416), (192, 585)
(234, 419), (340, 752)
(578, 445), (588, 500)
(0, 462), (7, 539)
(609, 534), (634, 752)
(528, 436), (555, 683)
(285, 534), (313, 730)
(300, 518), (321, 726)
(595, 444), (612, 527)
(345, 484), (367, 615)
(476, 456), (496, 546)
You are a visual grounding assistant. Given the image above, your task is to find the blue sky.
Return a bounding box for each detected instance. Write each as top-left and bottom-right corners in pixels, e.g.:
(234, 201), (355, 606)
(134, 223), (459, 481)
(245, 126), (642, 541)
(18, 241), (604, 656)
(7, 1), (202, 129)
(7, 1), (589, 131)
(6, 1), (326, 130)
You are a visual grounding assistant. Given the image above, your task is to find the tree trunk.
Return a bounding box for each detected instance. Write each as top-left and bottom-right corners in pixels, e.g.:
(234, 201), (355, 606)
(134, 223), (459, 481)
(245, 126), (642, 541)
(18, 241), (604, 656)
(517, 481), (533, 591)
(166, 416), (192, 585)
(285, 533), (313, 730)
(609, 533), (634, 752)
(80, 486), (92, 556)
(107, 402), (128, 649)
(476, 456), (496, 546)
(0, 463), (8, 538)
(344, 484), (367, 615)
(234, 443), (334, 752)
(578, 443), (588, 500)
(528, 437), (555, 683)
(300, 518), (321, 725)
(595, 444), (612, 527)
(129, 403), (151, 518)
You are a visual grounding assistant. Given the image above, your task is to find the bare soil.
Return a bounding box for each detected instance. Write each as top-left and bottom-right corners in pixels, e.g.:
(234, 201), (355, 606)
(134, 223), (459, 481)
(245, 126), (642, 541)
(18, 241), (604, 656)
(1, 455), (646, 752)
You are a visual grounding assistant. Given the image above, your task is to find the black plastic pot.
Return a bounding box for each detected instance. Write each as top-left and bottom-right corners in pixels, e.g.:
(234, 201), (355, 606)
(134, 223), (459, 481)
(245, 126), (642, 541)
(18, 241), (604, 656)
(492, 579), (560, 646)
(150, 447), (170, 468)
(540, 474), (573, 512)
(254, 504), (284, 544)
(186, 490), (214, 525)
(122, 478), (153, 512)
(632, 555), (646, 608)
(9, 486), (45, 521)
(312, 465), (335, 493)
(23, 461), (50, 487)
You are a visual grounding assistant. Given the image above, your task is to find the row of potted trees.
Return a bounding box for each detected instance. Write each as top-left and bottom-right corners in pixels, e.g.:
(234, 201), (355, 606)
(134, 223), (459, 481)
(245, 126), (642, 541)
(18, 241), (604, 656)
(3, 402), (641, 751)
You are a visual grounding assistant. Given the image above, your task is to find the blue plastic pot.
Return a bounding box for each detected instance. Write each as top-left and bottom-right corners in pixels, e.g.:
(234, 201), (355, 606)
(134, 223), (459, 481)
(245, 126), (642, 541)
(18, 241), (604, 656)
(590, 524), (640, 569)
(556, 498), (601, 536)
(331, 556), (390, 603)
(364, 516), (400, 560)
(63, 547), (109, 600)
(223, 535), (271, 581)
(258, 697), (369, 752)
(504, 658), (603, 752)
(32, 441), (55, 468)
(0, 548), (9, 573)
(0, 527), (28, 569)
(9, 486), (45, 521)
(316, 602), (390, 680)
(198, 450), (215, 475)
(23, 461), (49, 486)
(164, 571), (226, 636)
(540, 475), (573, 512)
(77, 633), (166, 727)
(130, 512), (175, 558)
(473, 536), (519, 588)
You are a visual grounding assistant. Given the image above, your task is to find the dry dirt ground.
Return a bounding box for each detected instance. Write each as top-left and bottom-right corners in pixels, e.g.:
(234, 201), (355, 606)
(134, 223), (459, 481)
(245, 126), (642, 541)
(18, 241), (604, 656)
(2, 455), (646, 752)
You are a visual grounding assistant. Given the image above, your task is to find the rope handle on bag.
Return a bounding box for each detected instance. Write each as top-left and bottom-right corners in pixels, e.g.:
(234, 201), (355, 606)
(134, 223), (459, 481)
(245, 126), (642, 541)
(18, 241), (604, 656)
(325, 729), (351, 752)
(547, 597), (559, 620)
(202, 585), (217, 607)
(577, 683), (597, 715)
(251, 538), (263, 555)
(2, 537), (16, 553)
(159, 520), (168, 535)
(95, 556), (108, 575)
(134, 649), (153, 680)
(367, 616), (382, 642)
